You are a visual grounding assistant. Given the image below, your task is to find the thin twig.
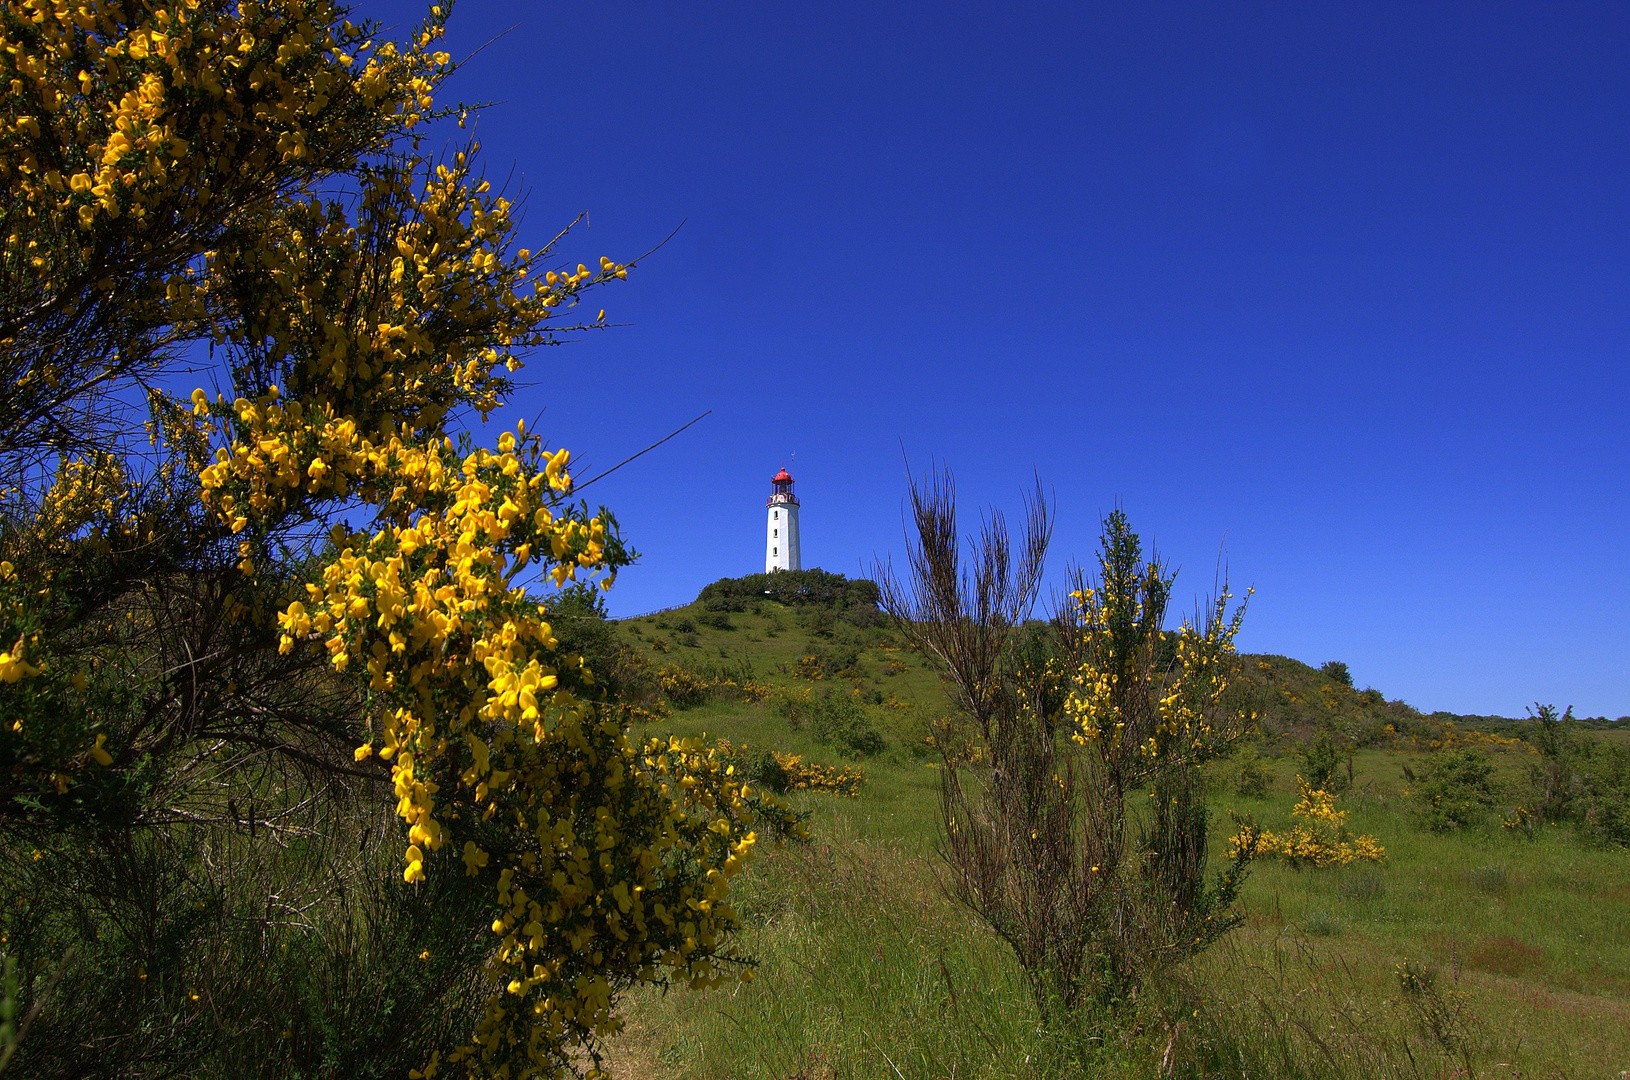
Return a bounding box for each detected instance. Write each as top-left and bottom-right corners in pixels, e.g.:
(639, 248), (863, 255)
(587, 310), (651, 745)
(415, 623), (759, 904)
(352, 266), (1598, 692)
(573, 410), (711, 491)
(0, 945), (77, 1075)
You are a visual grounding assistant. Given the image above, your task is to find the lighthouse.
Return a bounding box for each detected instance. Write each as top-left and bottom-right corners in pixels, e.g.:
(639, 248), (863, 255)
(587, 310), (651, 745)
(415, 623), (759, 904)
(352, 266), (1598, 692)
(765, 467), (802, 573)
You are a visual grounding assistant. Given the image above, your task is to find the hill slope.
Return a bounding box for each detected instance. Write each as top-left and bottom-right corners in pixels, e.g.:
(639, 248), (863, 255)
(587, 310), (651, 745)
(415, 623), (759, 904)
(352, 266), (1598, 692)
(593, 573), (1594, 761)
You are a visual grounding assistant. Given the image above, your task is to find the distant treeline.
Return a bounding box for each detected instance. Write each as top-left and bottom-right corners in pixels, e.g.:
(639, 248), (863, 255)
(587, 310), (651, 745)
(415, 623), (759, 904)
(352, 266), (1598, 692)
(1232, 653), (1626, 740)
(1433, 710), (1627, 730)
(697, 570), (881, 612)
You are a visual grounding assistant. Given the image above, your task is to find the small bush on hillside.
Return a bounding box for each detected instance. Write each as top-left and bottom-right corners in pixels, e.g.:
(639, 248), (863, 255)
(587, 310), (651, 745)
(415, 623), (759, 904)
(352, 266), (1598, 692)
(1301, 731), (1350, 793)
(729, 746), (864, 796)
(1413, 748), (1502, 831)
(545, 583), (660, 707)
(1302, 909), (1342, 937)
(810, 691), (886, 758)
(792, 645), (862, 680)
(800, 606), (838, 638)
(1321, 660), (1354, 687)
(657, 666), (712, 709)
(1232, 744), (1273, 798)
(1517, 702), (1630, 845)
(841, 601), (886, 628)
(737, 747), (792, 793)
(698, 610), (735, 630)
(1580, 777), (1630, 847)
(1237, 779), (1385, 867)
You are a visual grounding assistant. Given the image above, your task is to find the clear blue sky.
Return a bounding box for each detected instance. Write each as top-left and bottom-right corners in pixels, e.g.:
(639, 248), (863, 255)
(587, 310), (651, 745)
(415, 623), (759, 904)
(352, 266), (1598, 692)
(378, 1), (1629, 718)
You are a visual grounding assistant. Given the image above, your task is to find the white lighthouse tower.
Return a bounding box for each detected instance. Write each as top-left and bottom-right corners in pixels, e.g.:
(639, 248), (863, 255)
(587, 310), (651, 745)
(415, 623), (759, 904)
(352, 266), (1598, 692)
(765, 467), (802, 573)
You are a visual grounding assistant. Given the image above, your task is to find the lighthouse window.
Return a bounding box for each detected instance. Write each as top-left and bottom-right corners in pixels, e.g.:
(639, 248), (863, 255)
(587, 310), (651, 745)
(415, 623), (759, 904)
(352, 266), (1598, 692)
(773, 510), (778, 519)
(773, 528), (778, 537)
(773, 547), (778, 556)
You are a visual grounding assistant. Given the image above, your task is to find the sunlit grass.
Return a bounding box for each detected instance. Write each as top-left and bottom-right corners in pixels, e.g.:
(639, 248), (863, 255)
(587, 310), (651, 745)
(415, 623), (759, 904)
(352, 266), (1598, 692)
(605, 605), (1630, 1077)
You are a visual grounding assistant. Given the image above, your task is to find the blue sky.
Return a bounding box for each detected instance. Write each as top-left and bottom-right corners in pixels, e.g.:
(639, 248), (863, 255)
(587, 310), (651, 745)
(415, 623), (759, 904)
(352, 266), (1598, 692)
(379, 1), (1629, 717)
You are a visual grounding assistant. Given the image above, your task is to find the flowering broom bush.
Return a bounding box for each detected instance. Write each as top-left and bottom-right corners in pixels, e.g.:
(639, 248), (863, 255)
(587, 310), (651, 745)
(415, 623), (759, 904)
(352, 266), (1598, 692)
(0, 1), (796, 1075)
(1232, 778), (1385, 868)
(882, 476), (1258, 1019)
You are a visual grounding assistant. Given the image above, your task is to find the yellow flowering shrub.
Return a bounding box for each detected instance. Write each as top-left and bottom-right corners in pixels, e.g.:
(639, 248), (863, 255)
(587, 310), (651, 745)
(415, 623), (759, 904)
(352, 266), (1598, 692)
(715, 740), (863, 797)
(1065, 581), (1250, 774)
(793, 654), (825, 680)
(0, 0), (799, 1074)
(655, 665), (712, 708)
(652, 664), (769, 709)
(1233, 777), (1385, 868)
(772, 752), (864, 796)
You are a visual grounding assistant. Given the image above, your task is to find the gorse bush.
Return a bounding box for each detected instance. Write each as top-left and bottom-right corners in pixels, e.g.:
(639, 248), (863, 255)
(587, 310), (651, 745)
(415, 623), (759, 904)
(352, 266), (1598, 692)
(807, 689), (887, 758)
(0, 2), (798, 1075)
(1300, 730), (1350, 793)
(723, 743), (864, 797)
(1413, 748), (1502, 832)
(1232, 742), (1273, 798)
(1240, 779), (1385, 867)
(1514, 702), (1630, 847)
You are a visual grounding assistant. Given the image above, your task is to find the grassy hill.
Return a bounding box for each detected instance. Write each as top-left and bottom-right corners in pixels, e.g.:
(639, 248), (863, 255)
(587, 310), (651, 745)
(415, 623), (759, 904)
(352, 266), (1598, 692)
(576, 574), (1630, 1078)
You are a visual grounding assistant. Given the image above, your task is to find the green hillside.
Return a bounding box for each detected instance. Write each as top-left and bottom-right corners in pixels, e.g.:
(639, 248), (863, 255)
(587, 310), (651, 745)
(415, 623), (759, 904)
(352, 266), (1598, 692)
(586, 570), (1610, 766)
(579, 571), (1630, 1079)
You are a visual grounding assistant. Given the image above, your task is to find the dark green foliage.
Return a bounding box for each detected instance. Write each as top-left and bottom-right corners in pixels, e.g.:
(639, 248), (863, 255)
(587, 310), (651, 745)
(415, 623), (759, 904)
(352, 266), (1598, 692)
(809, 691), (886, 758)
(799, 606), (837, 638)
(1232, 744), (1272, 798)
(545, 583), (656, 706)
(1526, 704), (1577, 822)
(0, 783), (493, 1079)
(737, 748), (792, 794)
(697, 610), (735, 631)
(697, 569), (881, 613)
(0, 494), (506, 1077)
(840, 601), (885, 628)
(1300, 731), (1350, 793)
(1413, 748), (1502, 831)
(1321, 660), (1353, 687)
(801, 644), (861, 680)
(1582, 780), (1630, 847)
(1524, 703), (1630, 847)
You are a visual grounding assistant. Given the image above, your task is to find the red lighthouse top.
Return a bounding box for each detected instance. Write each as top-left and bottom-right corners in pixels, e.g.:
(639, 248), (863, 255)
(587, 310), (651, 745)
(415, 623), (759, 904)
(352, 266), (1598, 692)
(768, 467), (798, 506)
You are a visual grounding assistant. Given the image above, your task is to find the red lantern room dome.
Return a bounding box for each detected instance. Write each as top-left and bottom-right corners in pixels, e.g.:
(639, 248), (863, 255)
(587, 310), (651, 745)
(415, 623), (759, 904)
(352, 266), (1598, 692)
(768, 466), (798, 506)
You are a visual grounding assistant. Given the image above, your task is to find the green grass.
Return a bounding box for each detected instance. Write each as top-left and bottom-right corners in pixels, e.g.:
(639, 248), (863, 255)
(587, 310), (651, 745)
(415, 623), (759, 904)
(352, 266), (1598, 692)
(597, 598), (1630, 1078)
